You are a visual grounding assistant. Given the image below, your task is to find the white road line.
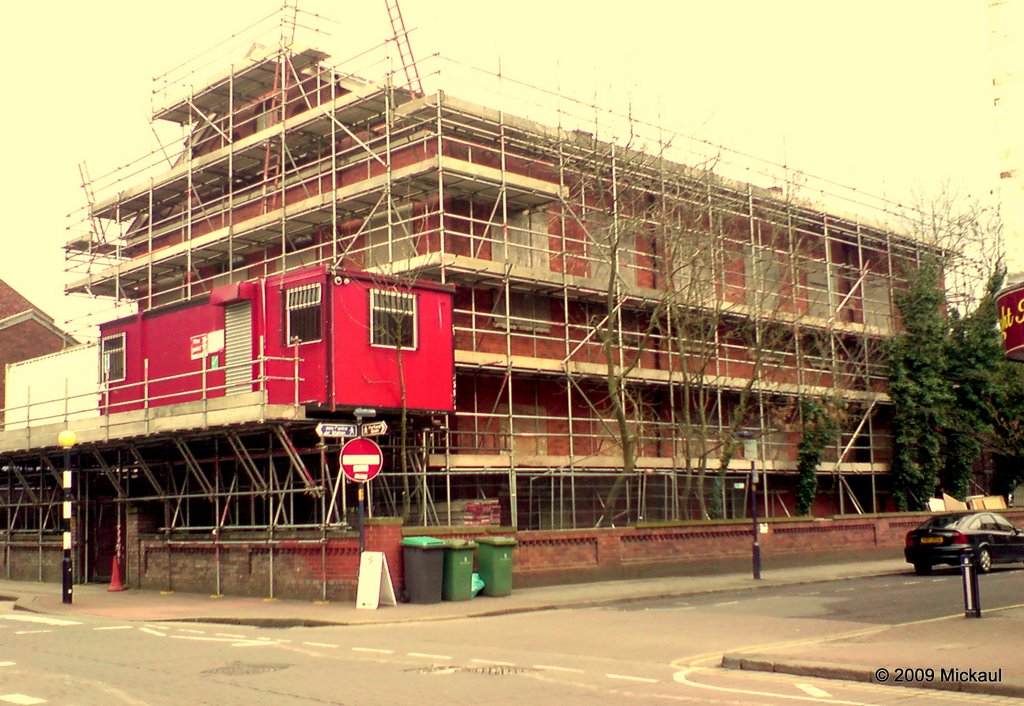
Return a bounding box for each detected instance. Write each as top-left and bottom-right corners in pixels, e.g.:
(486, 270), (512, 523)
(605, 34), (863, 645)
(607, 674), (658, 684)
(0, 695), (47, 705)
(138, 628), (165, 637)
(93, 626), (133, 631)
(215, 633), (246, 639)
(352, 647), (394, 654)
(534, 664), (584, 673)
(795, 683), (832, 698)
(408, 652), (452, 660)
(713, 600), (739, 607)
(177, 628), (206, 634)
(470, 658), (516, 666)
(303, 642), (337, 648)
(0, 615), (78, 627)
(0, 662), (14, 668)
(14, 631), (51, 636)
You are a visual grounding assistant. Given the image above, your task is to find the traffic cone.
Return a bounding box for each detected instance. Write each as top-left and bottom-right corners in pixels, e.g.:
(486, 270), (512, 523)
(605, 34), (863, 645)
(107, 556), (126, 592)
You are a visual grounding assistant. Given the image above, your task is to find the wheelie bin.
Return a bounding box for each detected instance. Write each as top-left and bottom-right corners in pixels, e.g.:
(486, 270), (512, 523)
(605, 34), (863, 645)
(401, 536), (446, 603)
(442, 539), (477, 601)
(475, 536), (517, 596)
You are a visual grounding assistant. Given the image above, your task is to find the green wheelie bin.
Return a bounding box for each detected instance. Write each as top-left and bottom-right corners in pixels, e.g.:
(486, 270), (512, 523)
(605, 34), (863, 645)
(442, 539), (478, 601)
(401, 536), (446, 604)
(476, 536), (517, 596)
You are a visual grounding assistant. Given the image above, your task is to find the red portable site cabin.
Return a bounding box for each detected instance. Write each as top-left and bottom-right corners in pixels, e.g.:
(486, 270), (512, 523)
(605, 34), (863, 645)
(97, 267), (454, 415)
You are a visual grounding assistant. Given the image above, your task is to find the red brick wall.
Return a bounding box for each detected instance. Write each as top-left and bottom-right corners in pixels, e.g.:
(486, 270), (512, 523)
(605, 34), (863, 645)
(20, 511), (1024, 600)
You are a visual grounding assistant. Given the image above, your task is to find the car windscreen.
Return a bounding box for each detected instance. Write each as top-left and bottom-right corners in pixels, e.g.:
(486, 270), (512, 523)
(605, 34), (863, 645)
(918, 514), (968, 530)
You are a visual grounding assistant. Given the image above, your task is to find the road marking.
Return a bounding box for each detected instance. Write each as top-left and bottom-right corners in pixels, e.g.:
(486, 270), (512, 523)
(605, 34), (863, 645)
(471, 659), (516, 666)
(215, 632), (246, 639)
(139, 628), (165, 637)
(607, 674), (658, 684)
(0, 662), (14, 668)
(178, 628), (205, 634)
(168, 634), (270, 647)
(834, 588), (855, 593)
(0, 615), (78, 627)
(352, 647), (393, 654)
(0, 695), (46, 705)
(408, 652), (452, 660)
(713, 600), (739, 607)
(674, 667), (867, 705)
(93, 626), (133, 631)
(303, 642), (337, 648)
(534, 664), (584, 673)
(796, 683), (832, 698)
(14, 631), (51, 635)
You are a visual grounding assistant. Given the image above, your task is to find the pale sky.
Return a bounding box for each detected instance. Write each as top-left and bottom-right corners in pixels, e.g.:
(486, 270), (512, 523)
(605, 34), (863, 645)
(0, 0), (1004, 339)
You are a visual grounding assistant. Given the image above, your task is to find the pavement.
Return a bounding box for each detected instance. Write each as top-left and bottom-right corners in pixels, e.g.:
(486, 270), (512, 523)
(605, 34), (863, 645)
(2, 557), (1023, 698)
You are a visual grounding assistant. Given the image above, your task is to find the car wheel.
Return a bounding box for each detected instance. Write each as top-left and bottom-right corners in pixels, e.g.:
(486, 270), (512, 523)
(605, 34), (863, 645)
(977, 547), (993, 574)
(913, 562), (932, 576)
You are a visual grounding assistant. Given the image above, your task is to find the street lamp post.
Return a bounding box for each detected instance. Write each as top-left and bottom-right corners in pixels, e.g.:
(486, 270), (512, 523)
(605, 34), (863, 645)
(738, 431), (761, 580)
(57, 430), (77, 604)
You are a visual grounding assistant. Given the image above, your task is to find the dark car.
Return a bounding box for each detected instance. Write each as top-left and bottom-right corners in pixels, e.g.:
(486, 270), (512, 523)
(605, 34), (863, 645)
(905, 512), (1024, 575)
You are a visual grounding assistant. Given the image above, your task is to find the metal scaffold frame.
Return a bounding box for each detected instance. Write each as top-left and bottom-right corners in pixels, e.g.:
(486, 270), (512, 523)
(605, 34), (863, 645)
(10, 5), (975, 547)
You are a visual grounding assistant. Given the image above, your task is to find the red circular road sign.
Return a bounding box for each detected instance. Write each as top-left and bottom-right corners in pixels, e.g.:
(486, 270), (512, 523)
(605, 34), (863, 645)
(340, 437), (384, 483)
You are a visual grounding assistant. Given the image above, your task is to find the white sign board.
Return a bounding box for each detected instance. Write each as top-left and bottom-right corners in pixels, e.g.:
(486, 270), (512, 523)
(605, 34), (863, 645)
(316, 422), (358, 438)
(356, 551), (397, 610)
(360, 421), (388, 437)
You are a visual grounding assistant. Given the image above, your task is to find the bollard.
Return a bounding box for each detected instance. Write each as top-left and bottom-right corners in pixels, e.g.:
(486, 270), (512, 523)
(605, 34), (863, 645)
(960, 548), (982, 618)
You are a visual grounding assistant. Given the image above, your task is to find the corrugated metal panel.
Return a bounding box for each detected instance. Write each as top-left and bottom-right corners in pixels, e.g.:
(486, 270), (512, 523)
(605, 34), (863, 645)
(224, 302), (252, 395)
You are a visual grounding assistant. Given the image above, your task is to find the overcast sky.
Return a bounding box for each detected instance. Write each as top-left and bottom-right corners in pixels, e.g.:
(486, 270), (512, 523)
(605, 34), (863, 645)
(0, 0), (1004, 338)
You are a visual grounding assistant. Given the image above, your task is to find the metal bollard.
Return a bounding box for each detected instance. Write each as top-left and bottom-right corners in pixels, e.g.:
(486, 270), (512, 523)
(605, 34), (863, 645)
(960, 548), (982, 618)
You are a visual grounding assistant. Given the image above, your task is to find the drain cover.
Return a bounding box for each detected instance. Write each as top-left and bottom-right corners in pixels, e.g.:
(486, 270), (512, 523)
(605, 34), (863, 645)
(203, 662), (292, 677)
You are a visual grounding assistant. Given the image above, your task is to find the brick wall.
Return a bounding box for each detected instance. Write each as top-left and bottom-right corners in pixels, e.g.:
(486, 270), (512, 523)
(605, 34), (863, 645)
(17, 511), (1024, 600)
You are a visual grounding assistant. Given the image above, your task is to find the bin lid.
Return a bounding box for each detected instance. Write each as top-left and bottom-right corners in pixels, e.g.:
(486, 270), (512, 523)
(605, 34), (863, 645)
(445, 539), (478, 549)
(401, 536), (447, 548)
(476, 536), (517, 546)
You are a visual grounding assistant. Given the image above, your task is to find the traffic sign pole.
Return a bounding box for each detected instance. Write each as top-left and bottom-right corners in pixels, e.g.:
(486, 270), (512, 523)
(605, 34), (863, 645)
(358, 486), (365, 554)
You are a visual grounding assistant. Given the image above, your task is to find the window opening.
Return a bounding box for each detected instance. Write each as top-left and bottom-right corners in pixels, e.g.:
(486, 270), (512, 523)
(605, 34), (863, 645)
(285, 283), (322, 344)
(371, 289), (417, 348)
(100, 333), (126, 383)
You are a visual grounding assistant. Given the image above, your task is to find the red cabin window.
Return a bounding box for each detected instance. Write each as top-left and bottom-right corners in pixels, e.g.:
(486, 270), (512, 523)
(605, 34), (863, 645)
(285, 283), (322, 344)
(100, 333), (126, 383)
(370, 289), (417, 349)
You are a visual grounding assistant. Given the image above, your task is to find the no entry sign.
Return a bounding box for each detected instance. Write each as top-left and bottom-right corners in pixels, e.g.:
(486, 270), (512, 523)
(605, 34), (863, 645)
(340, 437), (383, 483)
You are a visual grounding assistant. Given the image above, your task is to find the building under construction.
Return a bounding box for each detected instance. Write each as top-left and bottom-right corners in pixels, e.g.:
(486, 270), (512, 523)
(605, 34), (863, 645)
(0, 9), (950, 594)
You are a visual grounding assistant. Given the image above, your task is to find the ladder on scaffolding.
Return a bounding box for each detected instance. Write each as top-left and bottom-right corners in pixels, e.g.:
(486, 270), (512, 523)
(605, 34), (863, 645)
(384, 0), (424, 95)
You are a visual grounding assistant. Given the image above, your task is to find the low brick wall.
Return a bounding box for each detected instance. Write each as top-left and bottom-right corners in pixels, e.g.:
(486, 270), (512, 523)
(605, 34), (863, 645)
(12, 511), (1024, 600)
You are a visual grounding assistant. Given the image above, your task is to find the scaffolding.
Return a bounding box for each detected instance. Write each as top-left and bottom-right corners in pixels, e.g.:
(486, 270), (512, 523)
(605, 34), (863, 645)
(6, 7), (968, 556)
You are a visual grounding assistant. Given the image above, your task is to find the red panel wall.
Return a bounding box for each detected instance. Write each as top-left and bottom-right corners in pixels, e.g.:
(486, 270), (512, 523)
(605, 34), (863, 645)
(101, 301), (228, 413)
(99, 266), (454, 415)
(328, 274), (454, 412)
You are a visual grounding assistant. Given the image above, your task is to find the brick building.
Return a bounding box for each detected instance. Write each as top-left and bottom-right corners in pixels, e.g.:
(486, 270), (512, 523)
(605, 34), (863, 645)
(0, 14), (959, 597)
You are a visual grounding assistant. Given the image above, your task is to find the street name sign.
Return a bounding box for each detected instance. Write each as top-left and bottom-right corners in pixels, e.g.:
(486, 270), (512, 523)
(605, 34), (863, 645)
(316, 422), (358, 438)
(360, 421), (388, 437)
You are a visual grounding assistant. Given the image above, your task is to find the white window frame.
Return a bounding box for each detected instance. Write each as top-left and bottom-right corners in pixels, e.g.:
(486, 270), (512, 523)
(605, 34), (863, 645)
(285, 282), (322, 345)
(370, 289), (418, 350)
(100, 332), (126, 383)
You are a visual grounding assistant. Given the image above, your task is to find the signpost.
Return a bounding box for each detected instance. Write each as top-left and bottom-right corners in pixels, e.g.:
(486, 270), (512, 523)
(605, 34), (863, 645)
(340, 434), (383, 556)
